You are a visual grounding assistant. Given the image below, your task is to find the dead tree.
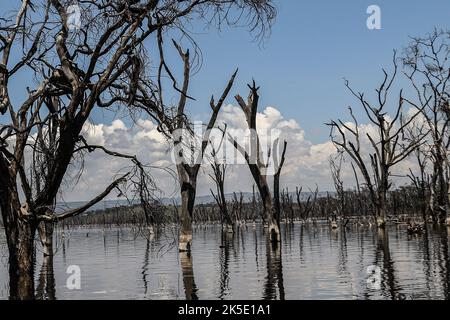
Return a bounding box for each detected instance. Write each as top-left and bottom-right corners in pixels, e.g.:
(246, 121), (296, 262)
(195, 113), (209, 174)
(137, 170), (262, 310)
(251, 184), (261, 222)
(209, 126), (233, 233)
(133, 36), (237, 251)
(272, 139), (288, 225)
(402, 30), (450, 224)
(228, 81), (281, 242)
(327, 53), (425, 228)
(330, 154), (346, 217)
(281, 188), (295, 223)
(232, 192), (244, 225)
(406, 125), (433, 222)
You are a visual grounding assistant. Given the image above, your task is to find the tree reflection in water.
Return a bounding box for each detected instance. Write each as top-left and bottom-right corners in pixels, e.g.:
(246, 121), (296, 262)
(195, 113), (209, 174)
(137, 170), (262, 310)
(35, 254), (56, 300)
(180, 251), (198, 300)
(374, 228), (401, 300)
(218, 231), (233, 299)
(263, 240), (285, 300)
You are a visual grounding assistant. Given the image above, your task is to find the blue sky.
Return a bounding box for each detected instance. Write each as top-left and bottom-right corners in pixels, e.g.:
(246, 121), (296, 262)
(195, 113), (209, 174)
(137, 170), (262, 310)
(6, 0), (450, 145)
(154, 0), (450, 144)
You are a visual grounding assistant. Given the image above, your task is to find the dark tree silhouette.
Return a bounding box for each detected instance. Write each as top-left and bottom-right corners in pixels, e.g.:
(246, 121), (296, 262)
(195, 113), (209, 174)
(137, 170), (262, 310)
(327, 54), (425, 228)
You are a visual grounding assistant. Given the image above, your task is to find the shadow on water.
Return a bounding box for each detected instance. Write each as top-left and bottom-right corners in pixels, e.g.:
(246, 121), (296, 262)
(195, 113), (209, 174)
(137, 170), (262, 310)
(438, 226), (450, 299)
(263, 238), (285, 300)
(420, 225), (434, 297)
(374, 228), (401, 300)
(142, 239), (151, 296)
(253, 227), (260, 273)
(180, 251), (198, 300)
(336, 228), (351, 284)
(218, 231), (233, 299)
(35, 254), (56, 300)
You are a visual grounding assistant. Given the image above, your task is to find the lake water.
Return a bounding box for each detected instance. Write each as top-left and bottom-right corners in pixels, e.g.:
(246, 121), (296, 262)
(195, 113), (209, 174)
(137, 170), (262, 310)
(0, 222), (449, 300)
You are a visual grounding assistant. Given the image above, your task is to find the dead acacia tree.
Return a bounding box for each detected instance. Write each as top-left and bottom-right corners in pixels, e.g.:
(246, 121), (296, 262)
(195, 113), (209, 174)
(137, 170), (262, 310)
(330, 154), (346, 217)
(135, 38), (238, 251)
(295, 186), (318, 221)
(228, 81), (281, 242)
(403, 118), (434, 222)
(232, 192), (245, 225)
(208, 126), (234, 233)
(280, 188), (294, 223)
(402, 30), (450, 224)
(327, 54), (425, 228)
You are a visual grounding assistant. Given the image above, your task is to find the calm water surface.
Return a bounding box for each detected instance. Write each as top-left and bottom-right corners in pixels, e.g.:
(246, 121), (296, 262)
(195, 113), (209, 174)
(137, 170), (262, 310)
(0, 222), (449, 300)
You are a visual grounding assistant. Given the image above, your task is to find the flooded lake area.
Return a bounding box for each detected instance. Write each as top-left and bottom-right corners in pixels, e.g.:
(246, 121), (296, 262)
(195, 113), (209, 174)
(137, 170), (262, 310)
(1, 222), (449, 300)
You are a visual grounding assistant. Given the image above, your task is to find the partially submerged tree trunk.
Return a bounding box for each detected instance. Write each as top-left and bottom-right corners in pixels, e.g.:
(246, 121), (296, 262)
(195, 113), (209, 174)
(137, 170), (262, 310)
(38, 221), (54, 257)
(229, 81), (281, 242)
(273, 140), (287, 225)
(7, 221), (36, 300)
(0, 178), (36, 299)
(402, 30), (450, 224)
(330, 154), (346, 218)
(209, 127), (234, 233)
(434, 155), (449, 224)
(178, 164), (197, 252)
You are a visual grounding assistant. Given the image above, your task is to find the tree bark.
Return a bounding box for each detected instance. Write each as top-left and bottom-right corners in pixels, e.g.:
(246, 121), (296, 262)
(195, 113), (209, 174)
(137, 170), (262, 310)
(178, 164), (196, 252)
(260, 184), (280, 243)
(273, 140), (287, 229)
(38, 221), (54, 257)
(4, 213), (36, 299)
(376, 190), (387, 228)
(0, 184), (37, 300)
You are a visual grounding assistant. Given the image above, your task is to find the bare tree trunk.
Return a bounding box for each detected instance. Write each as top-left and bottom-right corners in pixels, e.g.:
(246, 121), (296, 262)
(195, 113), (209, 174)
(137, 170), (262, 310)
(38, 221), (54, 257)
(261, 187), (280, 243)
(447, 181), (450, 226)
(222, 196), (234, 234)
(230, 81), (281, 243)
(402, 31), (450, 225)
(0, 187), (36, 299)
(178, 165), (196, 252)
(209, 134), (234, 234)
(435, 154), (449, 224)
(273, 175), (281, 223)
(328, 54), (424, 229)
(4, 214), (36, 299)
